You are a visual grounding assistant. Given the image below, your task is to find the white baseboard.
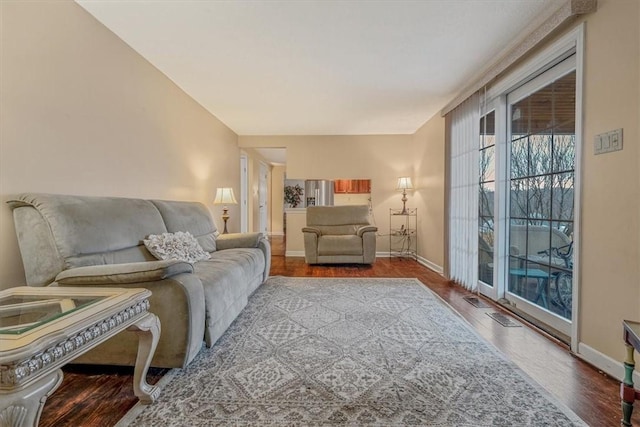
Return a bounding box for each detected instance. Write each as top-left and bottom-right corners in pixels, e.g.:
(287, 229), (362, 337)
(577, 342), (640, 384)
(285, 251), (305, 257)
(376, 252), (445, 276)
(416, 255), (444, 275)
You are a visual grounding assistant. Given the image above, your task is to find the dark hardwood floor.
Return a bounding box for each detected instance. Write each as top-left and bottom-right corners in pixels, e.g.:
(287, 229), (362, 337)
(40, 236), (636, 426)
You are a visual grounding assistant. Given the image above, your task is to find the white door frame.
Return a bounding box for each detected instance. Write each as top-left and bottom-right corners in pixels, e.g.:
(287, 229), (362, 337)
(477, 24), (584, 350)
(258, 161), (268, 236)
(477, 97), (503, 301)
(240, 155), (248, 233)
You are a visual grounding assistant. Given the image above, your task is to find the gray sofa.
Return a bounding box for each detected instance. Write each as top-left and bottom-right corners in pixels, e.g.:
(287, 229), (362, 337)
(302, 205), (377, 264)
(8, 193), (271, 368)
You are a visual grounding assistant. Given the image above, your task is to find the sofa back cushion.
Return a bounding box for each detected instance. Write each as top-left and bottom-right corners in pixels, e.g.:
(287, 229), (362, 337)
(306, 205), (370, 235)
(151, 200), (218, 252)
(9, 193), (167, 277)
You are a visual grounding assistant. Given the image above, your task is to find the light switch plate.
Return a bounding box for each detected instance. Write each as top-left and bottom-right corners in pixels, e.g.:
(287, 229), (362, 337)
(594, 128), (623, 155)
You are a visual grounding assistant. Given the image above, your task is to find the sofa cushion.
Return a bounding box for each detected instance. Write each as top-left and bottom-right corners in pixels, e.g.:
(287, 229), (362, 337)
(306, 205), (370, 226)
(318, 235), (363, 256)
(8, 193), (167, 269)
(144, 231), (211, 263)
(192, 247), (266, 346)
(316, 225), (360, 235)
(206, 248), (265, 286)
(194, 249), (264, 317)
(151, 200), (218, 252)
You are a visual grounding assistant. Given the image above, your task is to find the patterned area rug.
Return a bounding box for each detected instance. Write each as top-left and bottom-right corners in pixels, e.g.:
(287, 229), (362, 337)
(118, 277), (586, 426)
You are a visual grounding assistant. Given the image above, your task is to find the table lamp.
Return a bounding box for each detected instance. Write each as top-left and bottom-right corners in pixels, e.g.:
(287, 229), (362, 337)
(396, 177), (413, 215)
(213, 187), (238, 234)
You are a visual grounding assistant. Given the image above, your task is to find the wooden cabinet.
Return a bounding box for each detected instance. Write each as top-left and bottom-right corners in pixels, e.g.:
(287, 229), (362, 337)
(334, 179), (370, 194)
(334, 180), (348, 193)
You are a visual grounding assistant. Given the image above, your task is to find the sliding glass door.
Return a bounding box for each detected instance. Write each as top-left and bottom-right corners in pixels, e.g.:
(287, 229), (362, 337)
(477, 54), (577, 337)
(504, 57), (576, 335)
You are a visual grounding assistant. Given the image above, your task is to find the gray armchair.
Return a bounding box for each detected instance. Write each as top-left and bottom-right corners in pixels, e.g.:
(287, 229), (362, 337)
(302, 205), (377, 264)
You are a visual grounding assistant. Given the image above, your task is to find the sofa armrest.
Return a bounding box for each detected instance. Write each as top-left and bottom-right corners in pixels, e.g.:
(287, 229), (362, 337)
(303, 232), (319, 264)
(357, 225), (378, 237)
(216, 232), (263, 250)
(57, 270), (205, 368)
(216, 232), (270, 282)
(302, 226), (321, 236)
(55, 260), (194, 285)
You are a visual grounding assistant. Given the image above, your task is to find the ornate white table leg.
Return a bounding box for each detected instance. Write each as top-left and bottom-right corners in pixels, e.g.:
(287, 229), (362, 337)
(0, 369), (63, 427)
(127, 312), (161, 404)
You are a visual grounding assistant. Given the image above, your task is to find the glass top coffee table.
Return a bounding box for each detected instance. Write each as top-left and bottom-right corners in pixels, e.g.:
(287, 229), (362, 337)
(0, 286), (160, 427)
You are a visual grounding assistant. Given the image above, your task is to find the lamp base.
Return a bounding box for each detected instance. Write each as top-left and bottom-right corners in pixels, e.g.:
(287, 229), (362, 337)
(400, 191), (408, 215)
(221, 208), (230, 234)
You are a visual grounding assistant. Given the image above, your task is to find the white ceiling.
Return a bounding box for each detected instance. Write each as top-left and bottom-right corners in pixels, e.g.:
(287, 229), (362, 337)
(76, 0), (562, 136)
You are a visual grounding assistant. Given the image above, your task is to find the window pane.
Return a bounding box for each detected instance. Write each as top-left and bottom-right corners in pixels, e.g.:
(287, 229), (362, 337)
(526, 176), (552, 221)
(511, 98), (530, 137)
(478, 110), (496, 289)
(528, 83), (555, 135)
(479, 216), (494, 286)
(509, 219), (527, 259)
(552, 72), (576, 129)
(480, 146), (495, 182)
(479, 182), (495, 217)
(552, 173), (574, 221)
(552, 221), (573, 241)
(529, 134), (552, 176)
(526, 221), (551, 260)
(552, 132), (575, 173)
(549, 265), (572, 319)
(510, 138), (528, 179)
(480, 111), (496, 148)
(510, 178), (528, 218)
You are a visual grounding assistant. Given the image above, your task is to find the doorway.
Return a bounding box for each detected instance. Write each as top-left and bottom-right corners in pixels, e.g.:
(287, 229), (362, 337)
(258, 162), (268, 237)
(240, 155), (248, 233)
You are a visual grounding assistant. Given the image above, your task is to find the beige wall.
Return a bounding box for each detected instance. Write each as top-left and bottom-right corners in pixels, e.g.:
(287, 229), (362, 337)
(334, 193), (371, 206)
(572, 0), (640, 361)
(412, 115), (446, 270)
(0, 1), (240, 289)
(239, 134), (446, 267)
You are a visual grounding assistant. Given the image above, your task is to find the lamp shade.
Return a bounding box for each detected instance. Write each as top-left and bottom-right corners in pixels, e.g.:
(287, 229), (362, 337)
(396, 177), (413, 190)
(213, 187), (238, 205)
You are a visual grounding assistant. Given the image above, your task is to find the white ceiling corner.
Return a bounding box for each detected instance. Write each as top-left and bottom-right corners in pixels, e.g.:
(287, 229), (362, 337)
(75, 0), (563, 136)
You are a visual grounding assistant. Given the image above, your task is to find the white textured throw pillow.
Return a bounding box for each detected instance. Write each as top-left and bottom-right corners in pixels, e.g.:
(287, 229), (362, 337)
(144, 231), (211, 263)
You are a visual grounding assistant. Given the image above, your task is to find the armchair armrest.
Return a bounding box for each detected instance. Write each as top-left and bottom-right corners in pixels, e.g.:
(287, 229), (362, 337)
(55, 259), (194, 285)
(302, 226), (321, 236)
(357, 225), (378, 237)
(216, 232), (263, 250)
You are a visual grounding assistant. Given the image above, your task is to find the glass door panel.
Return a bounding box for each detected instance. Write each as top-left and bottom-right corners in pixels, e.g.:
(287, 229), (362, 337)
(478, 111), (496, 288)
(505, 61), (576, 335)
